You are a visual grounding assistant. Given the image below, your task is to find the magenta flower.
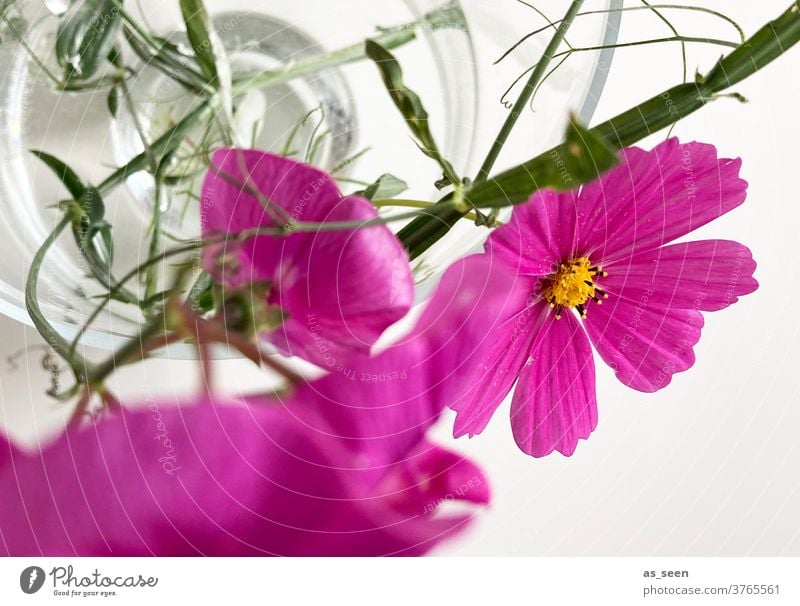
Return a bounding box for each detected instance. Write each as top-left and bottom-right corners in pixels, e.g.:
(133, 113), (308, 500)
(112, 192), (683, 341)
(0, 257), (510, 556)
(201, 149), (414, 367)
(451, 139), (758, 457)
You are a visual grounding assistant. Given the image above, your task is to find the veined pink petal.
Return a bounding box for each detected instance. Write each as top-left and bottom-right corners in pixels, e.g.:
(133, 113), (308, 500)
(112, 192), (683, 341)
(268, 194), (414, 365)
(486, 189), (580, 276)
(510, 309), (597, 457)
(452, 139), (756, 457)
(287, 254), (522, 469)
(200, 149), (413, 366)
(577, 139), (748, 264)
(602, 240), (758, 312)
(413, 255), (538, 438)
(201, 148), (339, 283)
(583, 295), (703, 392)
(450, 300), (543, 439)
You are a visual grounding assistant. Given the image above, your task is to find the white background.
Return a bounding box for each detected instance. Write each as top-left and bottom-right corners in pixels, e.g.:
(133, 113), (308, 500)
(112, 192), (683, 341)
(1, 0), (799, 557)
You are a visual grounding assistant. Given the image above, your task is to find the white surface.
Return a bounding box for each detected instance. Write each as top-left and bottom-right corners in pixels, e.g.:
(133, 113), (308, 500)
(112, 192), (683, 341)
(1, 1), (799, 556)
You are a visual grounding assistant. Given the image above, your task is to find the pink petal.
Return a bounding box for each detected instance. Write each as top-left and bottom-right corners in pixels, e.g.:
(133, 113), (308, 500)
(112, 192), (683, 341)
(388, 440), (491, 513)
(510, 309), (598, 457)
(583, 295), (704, 392)
(0, 400), (483, 556)
(268, 194), (414, 365)
(288, 254), (523, 469)
(450, 299), (543, 438)
(577, 139), (748, 264)
(201, 149), (413, 365)
(201, 148), (340, 283)
(486, 189), (579, 275)
(602, 240), (758, 312)
(412, 255), (539, 438)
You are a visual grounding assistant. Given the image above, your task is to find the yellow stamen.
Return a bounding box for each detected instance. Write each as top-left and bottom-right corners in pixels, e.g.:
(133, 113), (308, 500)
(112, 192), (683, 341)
(542, 257), (607, 317)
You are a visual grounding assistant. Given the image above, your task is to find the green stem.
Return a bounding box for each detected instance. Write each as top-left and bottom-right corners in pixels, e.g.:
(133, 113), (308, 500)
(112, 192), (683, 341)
(474, 0), (585, 184)
(399, 1), (800, 258)
(25, 215), (95, 379)
(373, 198), (485, 224)
(499, 36), (739, 109)
(495, 4), (745, 64)
(233, 26), (416, 92)
(83, 311), (167, 388)
(68, 241), (199, 361)
(1, 15), (61, 85)
(97, 25), (417, 194)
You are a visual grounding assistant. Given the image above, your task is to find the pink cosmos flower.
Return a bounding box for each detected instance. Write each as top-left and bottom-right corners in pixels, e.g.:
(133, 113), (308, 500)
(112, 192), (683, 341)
(0, 257), (510, 556)
(451, 138), (758, 458)
(201, 149), (414, 367)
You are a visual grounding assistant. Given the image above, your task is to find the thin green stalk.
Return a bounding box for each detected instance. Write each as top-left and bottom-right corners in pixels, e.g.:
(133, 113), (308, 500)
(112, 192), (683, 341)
(120, 79), (158, 174)
(234, 26), (416, 92)
(496, 4), (745, 64)
(474, 0), (585, 185)
(642, 0), (687, 82)
(499, 36), (740, 107)
(1, 15), (61, 85)
(144, 184), (163, 304)
(83, 310), (167, 388)
(25, 215), (95, 379)
(373, 198), (485, 224)
(68, 241), (199, 361)
(97, 25), (417, 194)
(399, 1), (800, 258)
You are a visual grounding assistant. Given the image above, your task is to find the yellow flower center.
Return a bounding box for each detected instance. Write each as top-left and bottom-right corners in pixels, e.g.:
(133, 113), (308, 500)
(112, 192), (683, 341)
(542, 257), (608, 319)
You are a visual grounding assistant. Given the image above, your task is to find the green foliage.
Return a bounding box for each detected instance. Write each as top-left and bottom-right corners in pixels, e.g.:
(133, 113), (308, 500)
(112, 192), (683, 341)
(365, 39), (460, 188)
(465, 116), (619, 208)
(356, 174), (409, 201)
(55, 0), (122, 82)
(179, 0), (229, 91)
(399, 1), (800, 258)
(30, 150), (85, 199)
(31, 150), (125, 299)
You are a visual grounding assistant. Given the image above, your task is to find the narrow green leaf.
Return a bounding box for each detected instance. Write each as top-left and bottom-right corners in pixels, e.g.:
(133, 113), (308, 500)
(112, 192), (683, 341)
(186, 270), (215, 314)
(30, 150), (86, 199)
(78, 186), (106, 225)
(179, 0), (216, 82)
(704, 2), (800, 90)
(122, 26), (206, 93)
(465, 116), (619, 208)
(96, 221), (114, 265)
(55, 0), (122, 82)
(179, 0), (232, 122)
(399, 1), (800, 258)
(107, 84), (120, 117)
(179, 0), (224, 87)
(29, 150), (129, 300)
(365, 39), (460, 187)
(356, 173), (408, 201)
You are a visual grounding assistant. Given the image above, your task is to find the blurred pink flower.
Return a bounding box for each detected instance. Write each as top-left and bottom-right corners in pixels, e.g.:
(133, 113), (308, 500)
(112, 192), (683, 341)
(0, 257), (510, 556)
(450, 139), (758, 457)
(201, 149), (414, 367)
